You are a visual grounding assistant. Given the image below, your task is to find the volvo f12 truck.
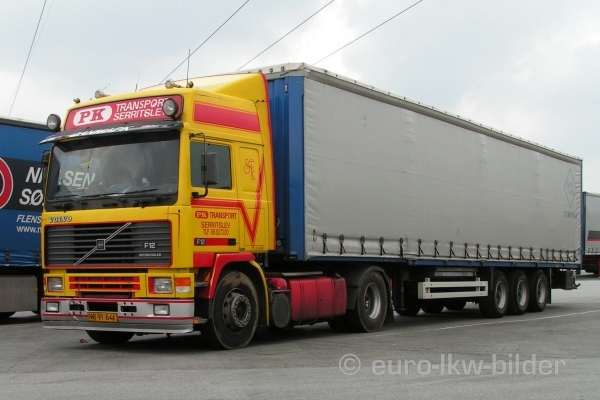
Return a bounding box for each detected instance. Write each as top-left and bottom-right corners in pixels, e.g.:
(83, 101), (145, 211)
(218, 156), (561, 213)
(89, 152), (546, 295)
(40, 64), (580, 348)
(582, 192), (600, 275)
(1, 117), (49, 319)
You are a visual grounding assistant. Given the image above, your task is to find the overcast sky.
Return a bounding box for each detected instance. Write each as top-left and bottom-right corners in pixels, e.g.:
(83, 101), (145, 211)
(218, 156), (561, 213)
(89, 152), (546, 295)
(2, 0), (599, 191)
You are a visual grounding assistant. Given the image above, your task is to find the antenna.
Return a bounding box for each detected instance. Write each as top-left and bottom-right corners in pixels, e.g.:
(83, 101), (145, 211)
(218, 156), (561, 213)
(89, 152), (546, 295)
(134, 71), (140, 92)
(186, 48), (191, 87)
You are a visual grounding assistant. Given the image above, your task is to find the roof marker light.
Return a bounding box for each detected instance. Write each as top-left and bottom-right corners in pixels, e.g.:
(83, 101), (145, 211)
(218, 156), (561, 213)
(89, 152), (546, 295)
(165, 80), (182, 89)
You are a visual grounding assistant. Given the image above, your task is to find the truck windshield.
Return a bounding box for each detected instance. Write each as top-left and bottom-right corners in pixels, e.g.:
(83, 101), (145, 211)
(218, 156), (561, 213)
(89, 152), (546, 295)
(45, 131), (179, 211)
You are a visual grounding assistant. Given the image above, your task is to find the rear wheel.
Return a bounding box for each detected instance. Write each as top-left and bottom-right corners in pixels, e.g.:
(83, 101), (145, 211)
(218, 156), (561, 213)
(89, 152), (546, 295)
(201, 270), (259, 349)
(528, 270), (549, 312)
(445, 300), (467, 311)
(479, 271), (509, 318)
(86, 331), (133, 344)
(422, 301), (444, 314)
(347, 270), (388, 332)
(507, 271), (529, 315)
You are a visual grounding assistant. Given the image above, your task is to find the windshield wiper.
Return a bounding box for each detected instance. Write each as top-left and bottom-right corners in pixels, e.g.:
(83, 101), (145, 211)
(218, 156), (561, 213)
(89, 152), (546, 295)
(48, 188), (160, 202)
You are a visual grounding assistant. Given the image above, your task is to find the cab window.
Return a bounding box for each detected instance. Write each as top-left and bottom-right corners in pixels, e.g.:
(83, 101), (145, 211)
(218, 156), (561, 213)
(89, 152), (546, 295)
(190, 142), (232, 189)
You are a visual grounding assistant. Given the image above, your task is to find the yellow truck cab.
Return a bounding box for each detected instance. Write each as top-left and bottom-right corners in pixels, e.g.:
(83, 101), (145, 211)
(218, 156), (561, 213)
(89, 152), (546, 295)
(41, 64), (579, 349)
(42, 73), (277, 348)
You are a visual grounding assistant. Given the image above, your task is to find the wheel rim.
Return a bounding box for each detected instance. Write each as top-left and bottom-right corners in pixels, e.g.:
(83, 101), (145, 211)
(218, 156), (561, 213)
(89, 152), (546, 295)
(536, 278), (547, 305)
(516, 279), (528, 307)
(495, 280), (507, 310)
(363, 282), (382, 319)
(223, 289), (252, 330)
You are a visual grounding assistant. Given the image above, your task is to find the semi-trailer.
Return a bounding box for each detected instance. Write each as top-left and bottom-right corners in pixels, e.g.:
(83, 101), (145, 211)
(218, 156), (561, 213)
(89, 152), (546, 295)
(0, 117), (49, 319)
(582, 192), (600, 275)
(40, 64), (580, 348)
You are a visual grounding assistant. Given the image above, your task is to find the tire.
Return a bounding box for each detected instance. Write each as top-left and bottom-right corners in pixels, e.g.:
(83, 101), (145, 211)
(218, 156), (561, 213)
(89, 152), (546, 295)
(0, 312), (14, 320)
(201, 270), (259, 349)
(479, 271), (509, 318)
(422, 301), (444, 314)
(445, 300), (467, 311)
(346, 270), (388, 332)
(86, 330), (134, 344)
(507, 270), (530, 315)
(528, 270), (549, 312)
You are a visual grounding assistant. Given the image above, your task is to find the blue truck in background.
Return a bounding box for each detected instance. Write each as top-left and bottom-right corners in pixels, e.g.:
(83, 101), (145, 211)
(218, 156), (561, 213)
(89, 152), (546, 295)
(0, 117), (49, 319)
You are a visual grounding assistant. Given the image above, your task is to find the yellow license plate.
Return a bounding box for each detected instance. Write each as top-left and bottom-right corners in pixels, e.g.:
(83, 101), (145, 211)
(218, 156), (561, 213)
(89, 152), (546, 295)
(87, 312), (118, 323)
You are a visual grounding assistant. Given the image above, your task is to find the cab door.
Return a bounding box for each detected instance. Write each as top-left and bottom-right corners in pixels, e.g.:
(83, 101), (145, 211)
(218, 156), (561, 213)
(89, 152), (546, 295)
(235, 144), (269, 251)
(189, 139), (240, 252)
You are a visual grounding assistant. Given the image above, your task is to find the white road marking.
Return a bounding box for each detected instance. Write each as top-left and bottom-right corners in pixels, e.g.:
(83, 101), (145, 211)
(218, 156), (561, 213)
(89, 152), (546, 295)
(371, 309), (600, 338)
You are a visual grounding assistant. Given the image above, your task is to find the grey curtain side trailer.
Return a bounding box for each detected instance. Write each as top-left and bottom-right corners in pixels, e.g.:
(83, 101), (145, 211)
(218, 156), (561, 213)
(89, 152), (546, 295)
(264, 64), (580, 317)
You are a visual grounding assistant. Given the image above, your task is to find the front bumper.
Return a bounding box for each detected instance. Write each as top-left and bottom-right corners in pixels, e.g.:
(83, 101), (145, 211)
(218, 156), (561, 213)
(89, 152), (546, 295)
(41, 297), (198, 334)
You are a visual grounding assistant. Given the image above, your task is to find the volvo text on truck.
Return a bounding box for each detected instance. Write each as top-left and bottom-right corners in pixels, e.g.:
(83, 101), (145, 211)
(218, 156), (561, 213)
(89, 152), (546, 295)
(40, 64), (580, 348)
(0, 117), (49, 319)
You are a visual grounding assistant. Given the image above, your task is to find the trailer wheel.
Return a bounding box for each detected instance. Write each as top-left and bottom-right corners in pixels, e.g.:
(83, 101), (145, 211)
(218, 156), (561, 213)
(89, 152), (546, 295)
(347, 270), (388, 332)
(479, 271), (508, 318)
(201, 270), (259, 349)
(507, 271), (529, 315)
(422, 301), (444, 314)
(528, 270), (548, 312)
(445, 300), (467, 311)
(0, 312), (14, 320)
(86, 331), (134, 344)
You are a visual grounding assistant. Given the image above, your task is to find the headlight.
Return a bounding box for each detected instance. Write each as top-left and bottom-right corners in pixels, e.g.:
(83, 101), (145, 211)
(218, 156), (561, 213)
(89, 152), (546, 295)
(150, 277), (172, 294)
(162, 98), (179, 118)
(47, 277), (64, 292)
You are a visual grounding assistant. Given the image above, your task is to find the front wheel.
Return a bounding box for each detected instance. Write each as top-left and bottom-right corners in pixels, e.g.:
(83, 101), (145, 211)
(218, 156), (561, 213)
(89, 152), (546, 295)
(201, 270), (259, 349)
(86, 330), (134, 344)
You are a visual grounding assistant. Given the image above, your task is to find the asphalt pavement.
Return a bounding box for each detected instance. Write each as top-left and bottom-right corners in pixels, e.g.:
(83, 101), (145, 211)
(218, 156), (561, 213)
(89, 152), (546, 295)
(1, 274), (599, 400)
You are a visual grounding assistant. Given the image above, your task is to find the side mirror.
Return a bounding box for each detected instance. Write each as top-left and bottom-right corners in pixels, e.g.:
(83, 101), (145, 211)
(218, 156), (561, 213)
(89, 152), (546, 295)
(41, 150), (50, 167)
(205, 152), (218, 185)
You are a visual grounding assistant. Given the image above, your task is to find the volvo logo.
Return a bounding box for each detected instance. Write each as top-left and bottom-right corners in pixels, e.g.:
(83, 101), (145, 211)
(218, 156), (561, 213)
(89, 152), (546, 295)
(74, 222), (131, 265)
(96, 239), (106, 251)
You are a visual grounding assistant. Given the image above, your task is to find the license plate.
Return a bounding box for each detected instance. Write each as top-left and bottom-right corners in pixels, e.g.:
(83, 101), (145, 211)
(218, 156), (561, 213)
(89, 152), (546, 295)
(87, 312), (118, 323)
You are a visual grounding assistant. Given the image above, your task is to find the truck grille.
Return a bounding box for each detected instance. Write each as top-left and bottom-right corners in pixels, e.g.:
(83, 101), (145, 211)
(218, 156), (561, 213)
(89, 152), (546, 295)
(45, 222), (171, 266)
(69, 276), (141, 292)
